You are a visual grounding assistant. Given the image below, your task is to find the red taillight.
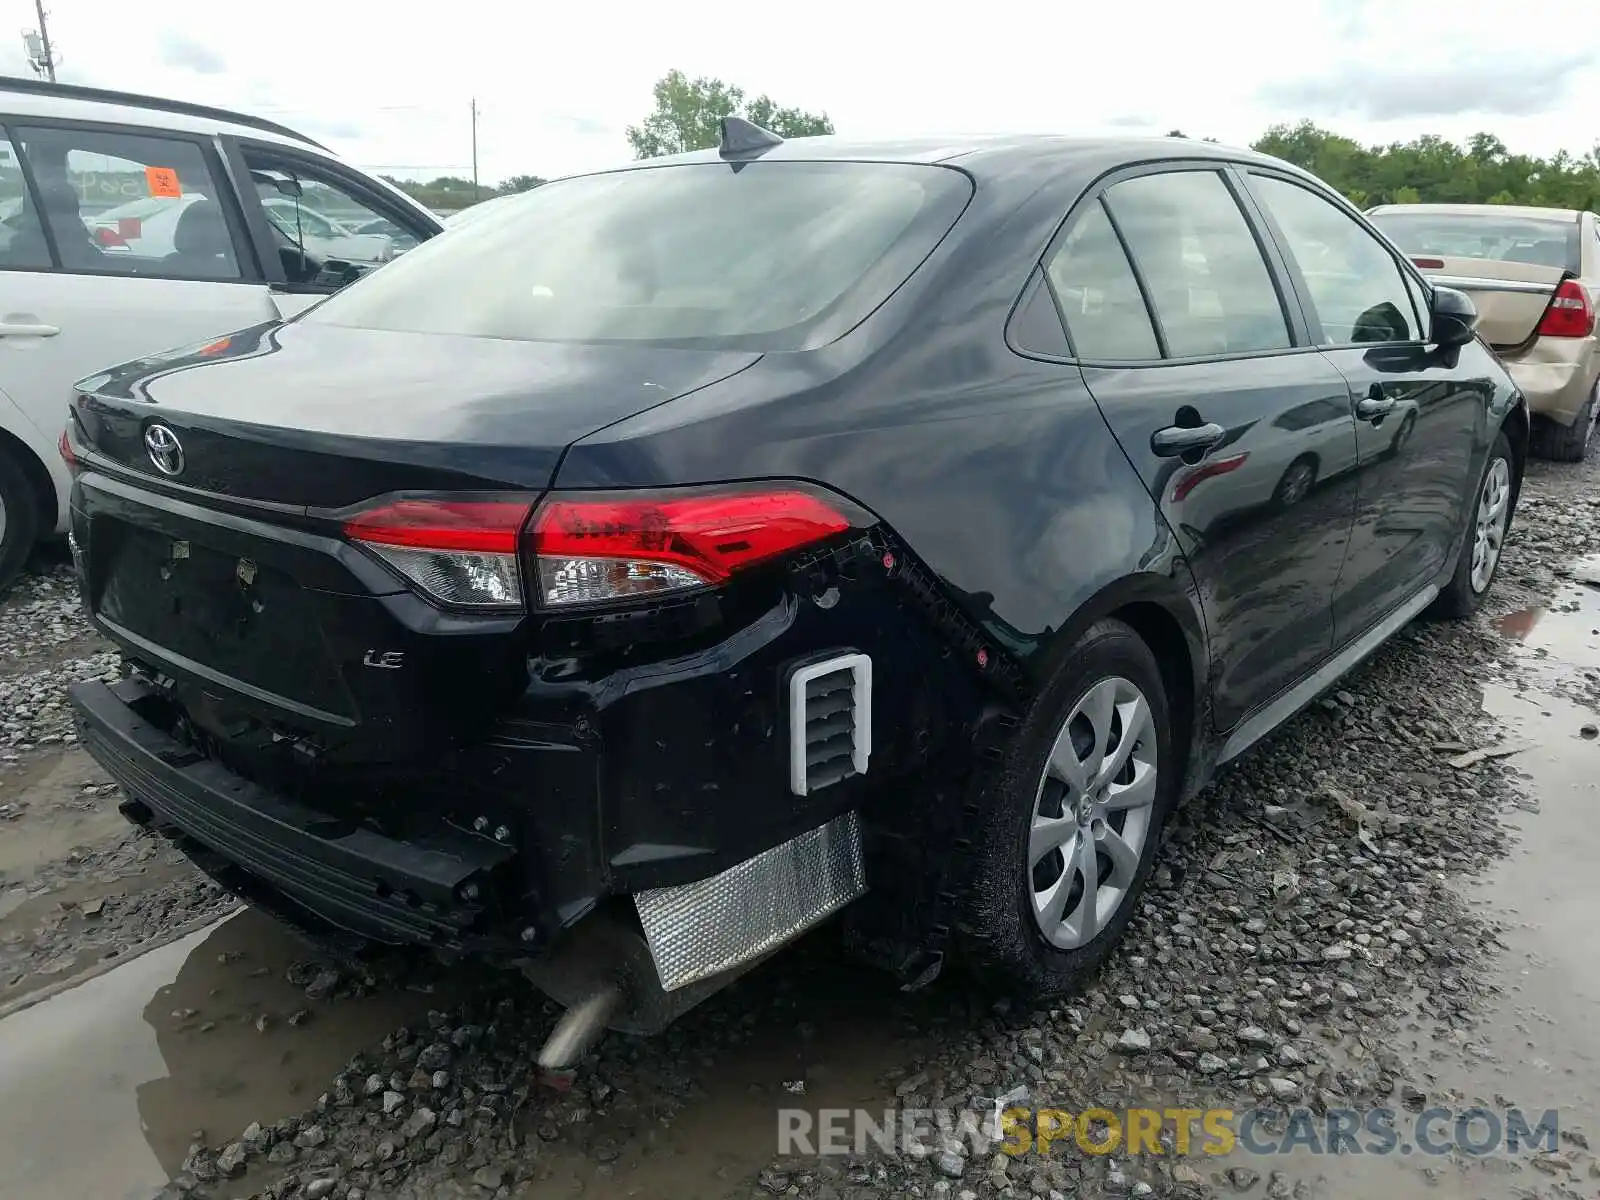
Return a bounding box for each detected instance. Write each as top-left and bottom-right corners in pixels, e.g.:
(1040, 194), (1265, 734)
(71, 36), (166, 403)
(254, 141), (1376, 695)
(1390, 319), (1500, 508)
(1172, 452), (1247, 503)
(343, 485), (864, 612)
(59, 428), (78, 468)
(343, 498), (534, 610)
(529, 486), (857, 608)
(1537, 279), (1595, 339)
(1410, 256), (1444, 270)
(344, 499), (531, 553)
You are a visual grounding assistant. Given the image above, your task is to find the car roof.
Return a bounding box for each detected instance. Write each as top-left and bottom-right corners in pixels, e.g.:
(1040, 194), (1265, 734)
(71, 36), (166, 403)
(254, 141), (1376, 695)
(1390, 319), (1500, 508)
(1367, 202), (1582, 222)
(0, 75), (324, 152)
(593, 133), (1307, 184)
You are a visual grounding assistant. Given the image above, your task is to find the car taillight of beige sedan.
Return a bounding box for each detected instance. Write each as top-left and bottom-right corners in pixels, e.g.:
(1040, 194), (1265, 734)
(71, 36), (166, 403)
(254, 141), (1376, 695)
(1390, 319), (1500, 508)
(1368, 203), (1600, 460)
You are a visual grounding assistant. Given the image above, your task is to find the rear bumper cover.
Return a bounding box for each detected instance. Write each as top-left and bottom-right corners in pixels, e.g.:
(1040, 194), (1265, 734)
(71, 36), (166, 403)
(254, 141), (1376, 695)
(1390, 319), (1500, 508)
(72, 676), (516, 952)
(1505, 339), (1600, 426)
(72, 672), (874, 988)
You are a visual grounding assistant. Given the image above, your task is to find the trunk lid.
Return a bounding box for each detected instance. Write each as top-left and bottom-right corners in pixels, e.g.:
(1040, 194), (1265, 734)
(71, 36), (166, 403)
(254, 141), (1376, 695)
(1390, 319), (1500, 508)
(68, 320), (760, 764)
(73, 319), (759, 507)
(1409, 257), (1564, 350)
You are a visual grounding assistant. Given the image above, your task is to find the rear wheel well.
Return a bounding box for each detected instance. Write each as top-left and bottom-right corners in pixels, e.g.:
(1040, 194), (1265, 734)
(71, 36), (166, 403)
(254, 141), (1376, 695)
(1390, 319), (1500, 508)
(1502, 400), (1530, 498)
(0, 426), (56, 532)
(1110, 600), (1195, 775)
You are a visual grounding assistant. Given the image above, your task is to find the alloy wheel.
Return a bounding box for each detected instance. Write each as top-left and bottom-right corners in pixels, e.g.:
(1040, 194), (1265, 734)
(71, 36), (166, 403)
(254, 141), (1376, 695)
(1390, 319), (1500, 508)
(1470, 456), (1511, 594)
(1279, 462), (1314, 506)
(1028, 675), (1158, 950)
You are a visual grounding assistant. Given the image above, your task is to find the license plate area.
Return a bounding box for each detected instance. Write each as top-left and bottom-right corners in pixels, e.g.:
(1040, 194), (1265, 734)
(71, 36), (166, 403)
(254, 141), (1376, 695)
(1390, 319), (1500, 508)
(95, 520), (353, 719)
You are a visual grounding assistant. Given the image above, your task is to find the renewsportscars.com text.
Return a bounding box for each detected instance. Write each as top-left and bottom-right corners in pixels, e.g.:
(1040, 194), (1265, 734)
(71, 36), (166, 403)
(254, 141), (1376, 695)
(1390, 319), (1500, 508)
(778, 1106), (1561, 1159)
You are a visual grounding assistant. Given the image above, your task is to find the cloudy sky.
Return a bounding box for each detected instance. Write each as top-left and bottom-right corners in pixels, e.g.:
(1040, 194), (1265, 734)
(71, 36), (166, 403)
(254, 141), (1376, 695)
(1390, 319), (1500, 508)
(5, 0), (1599, 185)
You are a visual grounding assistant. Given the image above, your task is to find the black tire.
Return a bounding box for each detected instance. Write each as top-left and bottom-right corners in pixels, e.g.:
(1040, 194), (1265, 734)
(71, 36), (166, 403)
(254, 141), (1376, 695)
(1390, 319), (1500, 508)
(1531, 386), (1597, 462)
(1432, 431), (1516, 620)
(0, 443), (40, 598)
(955, 619), (1178, 999)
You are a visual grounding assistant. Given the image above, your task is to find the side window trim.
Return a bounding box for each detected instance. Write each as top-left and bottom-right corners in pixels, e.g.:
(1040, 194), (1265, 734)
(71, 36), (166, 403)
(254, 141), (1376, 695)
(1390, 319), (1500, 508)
(1242, 167), (1428, 349)
(1238, 169), (1327, 344)
(1006, 265), (1073, 359)
(219, 136), (290, 287)
(1036, 196), (1164, 364)
(8, 115), (262, 283)
(1095, 195), (1171, 359)
(1221, 163), (1316, 345)
(1402, 270), (1432, 341)
(4, 117), (62, 269)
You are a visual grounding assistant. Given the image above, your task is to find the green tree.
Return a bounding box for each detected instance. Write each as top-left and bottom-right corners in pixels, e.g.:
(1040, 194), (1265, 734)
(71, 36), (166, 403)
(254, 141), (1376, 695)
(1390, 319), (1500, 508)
(498, 174), (546, 194)
(625, 69), (834, 159)
(1248, 121), (1600, 210)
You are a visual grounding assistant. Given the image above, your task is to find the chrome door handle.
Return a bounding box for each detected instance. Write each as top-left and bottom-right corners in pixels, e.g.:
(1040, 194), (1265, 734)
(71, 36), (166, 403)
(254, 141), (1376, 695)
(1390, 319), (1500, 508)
(0, 323), (60, 337)
(1356, 384), (1396, 422)
(1151, 422), (1226, 457)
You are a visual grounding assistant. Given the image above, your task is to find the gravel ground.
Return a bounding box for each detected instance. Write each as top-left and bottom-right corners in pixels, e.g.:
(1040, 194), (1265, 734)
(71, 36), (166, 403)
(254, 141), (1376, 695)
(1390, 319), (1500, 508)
(4, 451), (1597, 1200)
(0, 555), (231, 1006)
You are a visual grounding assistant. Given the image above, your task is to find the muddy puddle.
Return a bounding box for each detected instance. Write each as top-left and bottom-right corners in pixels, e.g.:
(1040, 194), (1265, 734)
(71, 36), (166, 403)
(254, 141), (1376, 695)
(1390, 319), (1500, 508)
(531, 950), (944, 1200)
(0, 908), (445, 1200)
(1497, 553), (1600, 675)
(0, 751), (129, 880)
(1196, 597), (1600, 1197)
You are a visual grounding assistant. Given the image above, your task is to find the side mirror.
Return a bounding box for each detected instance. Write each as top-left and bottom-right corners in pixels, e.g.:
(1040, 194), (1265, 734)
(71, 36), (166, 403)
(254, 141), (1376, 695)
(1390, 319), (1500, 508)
(1430, 285), (1478, 348)
(248, 169), (303, 198)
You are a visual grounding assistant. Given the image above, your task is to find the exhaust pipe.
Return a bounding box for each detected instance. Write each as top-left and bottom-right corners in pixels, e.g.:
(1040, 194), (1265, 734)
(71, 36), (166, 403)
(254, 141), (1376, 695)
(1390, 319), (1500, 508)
(536, 986), (620, 1070)
(523, 908), (773, 1070)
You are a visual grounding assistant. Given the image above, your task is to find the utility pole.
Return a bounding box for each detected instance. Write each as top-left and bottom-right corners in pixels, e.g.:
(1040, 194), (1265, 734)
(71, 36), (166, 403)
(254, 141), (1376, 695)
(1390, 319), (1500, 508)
(24, 0), (59, 81)
(470, 98), (480, 203)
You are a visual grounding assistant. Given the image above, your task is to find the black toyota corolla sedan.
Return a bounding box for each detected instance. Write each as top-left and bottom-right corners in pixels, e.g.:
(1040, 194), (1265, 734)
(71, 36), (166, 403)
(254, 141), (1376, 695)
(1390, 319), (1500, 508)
(61, 120), (1527, 1054)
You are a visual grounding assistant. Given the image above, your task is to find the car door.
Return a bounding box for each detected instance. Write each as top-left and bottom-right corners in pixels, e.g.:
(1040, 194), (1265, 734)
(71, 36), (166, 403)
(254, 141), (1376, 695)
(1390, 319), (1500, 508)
(0, 118), (279, 487)
(222, 138), (441, 319)
(1242, 170), (1486, 647)
(1039, 164), (1360, 731)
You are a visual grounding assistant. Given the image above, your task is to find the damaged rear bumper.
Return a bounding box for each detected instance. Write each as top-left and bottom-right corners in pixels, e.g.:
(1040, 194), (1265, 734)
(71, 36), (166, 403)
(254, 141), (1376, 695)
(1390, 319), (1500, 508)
(1504, 340), (1600, 427)
(71, 673), (870, 1006)
(73, 675), (516, 951)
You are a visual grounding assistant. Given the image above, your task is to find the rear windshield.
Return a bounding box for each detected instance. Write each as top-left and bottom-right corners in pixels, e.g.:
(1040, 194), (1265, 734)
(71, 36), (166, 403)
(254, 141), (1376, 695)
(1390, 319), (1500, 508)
(1370, 211), (1580, 272)
(303, 161), (972, 351)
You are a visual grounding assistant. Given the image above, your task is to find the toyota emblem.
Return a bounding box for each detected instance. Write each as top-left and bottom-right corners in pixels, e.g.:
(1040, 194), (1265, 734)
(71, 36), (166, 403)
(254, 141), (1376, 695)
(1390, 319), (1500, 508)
(143, 424), (185, 477)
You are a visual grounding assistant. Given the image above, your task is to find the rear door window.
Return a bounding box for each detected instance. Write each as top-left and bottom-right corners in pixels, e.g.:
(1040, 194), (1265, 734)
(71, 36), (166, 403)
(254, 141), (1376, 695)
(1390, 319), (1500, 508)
(13, 125), (244, 280)
(1044, 200), (1160, 360)
(1251, 176), (1423, 345)
(1103, 169), (1292, 358)
(301, 161), (973, 351)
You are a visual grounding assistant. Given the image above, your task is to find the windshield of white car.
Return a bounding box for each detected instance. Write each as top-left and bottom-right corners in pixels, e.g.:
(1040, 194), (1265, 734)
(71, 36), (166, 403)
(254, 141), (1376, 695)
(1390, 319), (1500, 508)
(1371, 212), (1581, 273)
(302, 161), (973, 351)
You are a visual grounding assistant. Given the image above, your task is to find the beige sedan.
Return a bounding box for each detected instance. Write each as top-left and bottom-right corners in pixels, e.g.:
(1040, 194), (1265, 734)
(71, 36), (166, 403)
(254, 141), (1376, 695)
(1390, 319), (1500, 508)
(1367, 203), (1600, 460)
